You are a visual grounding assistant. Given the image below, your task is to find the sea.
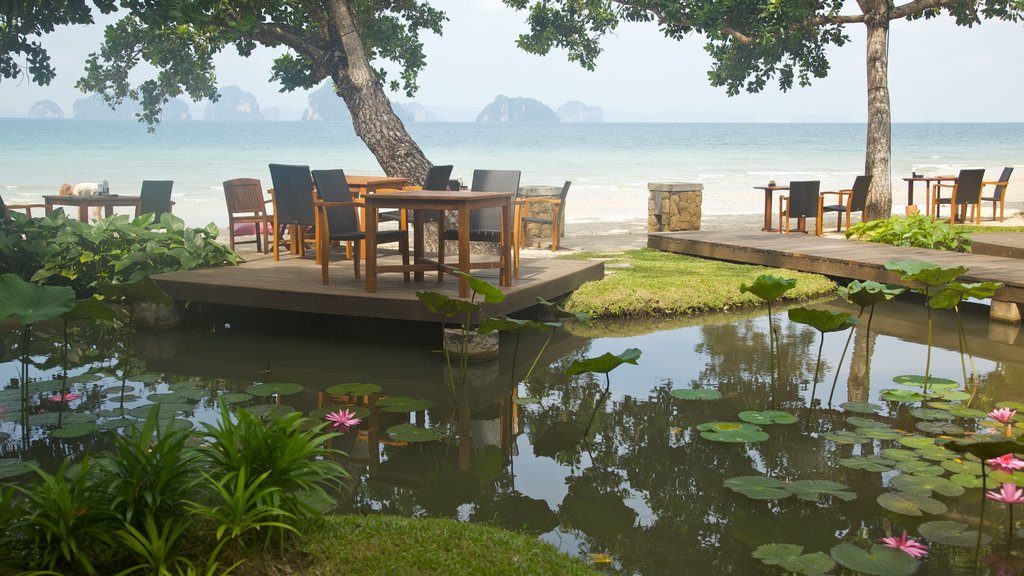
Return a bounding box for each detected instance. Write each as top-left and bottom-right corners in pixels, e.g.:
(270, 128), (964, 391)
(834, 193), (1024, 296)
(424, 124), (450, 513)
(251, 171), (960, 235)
(2, 119), (1022, 228)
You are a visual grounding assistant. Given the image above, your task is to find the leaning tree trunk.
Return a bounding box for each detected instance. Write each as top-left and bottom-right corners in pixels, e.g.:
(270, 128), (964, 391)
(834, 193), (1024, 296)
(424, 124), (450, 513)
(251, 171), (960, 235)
(861, 3), (893, 220)
(326, 1), (432, 182)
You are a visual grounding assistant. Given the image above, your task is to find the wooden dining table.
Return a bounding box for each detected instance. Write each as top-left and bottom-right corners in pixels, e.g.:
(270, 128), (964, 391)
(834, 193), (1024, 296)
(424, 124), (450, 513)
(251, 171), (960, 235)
(902, 174), (956, 216)
(752, 185), (790, 231)
(362, 190), (515, 297)
(43, 194), (142, 222)
(345, 175), (410, 197)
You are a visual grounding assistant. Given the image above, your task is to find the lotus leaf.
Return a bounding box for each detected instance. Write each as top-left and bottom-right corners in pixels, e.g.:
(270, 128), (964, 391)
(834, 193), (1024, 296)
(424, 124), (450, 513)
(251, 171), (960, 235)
(670, 388), (722, 401)
(738, 410), (797, 425)
(386, 423), (447, 443)
(876, 491), (947, 516)
(740, 274), (798, 300)
(917, 520), (992, 548)
(830, 542), (919, 576)
(840, 455), (895, 473)
(723, 476), (790, 500)
(825, 430), (869, 445)
(376, 396), (433, 413)
(753, 543), (835, 576)
(326, 382), (383, 396)
(890, 474), (965, 497)
(246, 382), (304, 397)
(566, 348), (641, 375)
(0, 273), (76, 324)
(880, 389), (926, 402)
(884, 260), (965, 286)
(909, 408), (952, 421)
(841, 401), (883, 414)
(788, 307), (858, 332)
(698, 421), (769, 443)
(838, 280), (904, 309)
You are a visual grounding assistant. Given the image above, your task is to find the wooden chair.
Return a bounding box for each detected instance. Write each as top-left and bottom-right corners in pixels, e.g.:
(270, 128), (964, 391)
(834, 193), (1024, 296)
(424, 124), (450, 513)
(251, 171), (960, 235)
(0, 195), (45, 218)
(932, 168), (984, 224)
(778, 181), (820, 233)
(437, 169), (520, 281)
(268, 163), (316, 260)
(137, 180), (174, 220)
(981, 167), (1013, 222)
(378, 164), (454, 230)
(222, 178), (272, 253)
(310, 169), (409, 285)
(816, 175), (871, 236)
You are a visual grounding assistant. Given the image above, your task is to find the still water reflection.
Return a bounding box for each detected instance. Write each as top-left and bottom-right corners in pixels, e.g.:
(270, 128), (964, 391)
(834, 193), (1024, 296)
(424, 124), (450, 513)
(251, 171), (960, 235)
(2, 299), (1022, 574)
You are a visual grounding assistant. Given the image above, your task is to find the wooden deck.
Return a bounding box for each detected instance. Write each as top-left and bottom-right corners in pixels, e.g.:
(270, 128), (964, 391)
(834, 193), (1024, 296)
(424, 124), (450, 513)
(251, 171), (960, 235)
(648, 231), (1024, 315)
(151, 251), (603, 323)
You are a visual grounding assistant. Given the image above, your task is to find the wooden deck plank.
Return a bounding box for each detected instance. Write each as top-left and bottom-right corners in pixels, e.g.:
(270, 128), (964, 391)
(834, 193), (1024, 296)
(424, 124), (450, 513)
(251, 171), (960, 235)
(152, 251), (603, 323)
(648, 231), (1024, 304)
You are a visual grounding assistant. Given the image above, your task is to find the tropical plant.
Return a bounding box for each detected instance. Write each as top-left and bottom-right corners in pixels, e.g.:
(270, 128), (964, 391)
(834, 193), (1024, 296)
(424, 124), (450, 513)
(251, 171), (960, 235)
(739, 274), (797, 409)
(847, 214), (972, 251)
(786, 307), (858, 407)
(196, 407), (345, 523)
(111, 512), (196, 576)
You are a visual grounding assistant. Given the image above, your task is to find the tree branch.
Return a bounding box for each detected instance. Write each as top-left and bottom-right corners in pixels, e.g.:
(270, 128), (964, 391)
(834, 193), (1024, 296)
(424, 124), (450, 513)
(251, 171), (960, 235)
(890, 0), (954, 19)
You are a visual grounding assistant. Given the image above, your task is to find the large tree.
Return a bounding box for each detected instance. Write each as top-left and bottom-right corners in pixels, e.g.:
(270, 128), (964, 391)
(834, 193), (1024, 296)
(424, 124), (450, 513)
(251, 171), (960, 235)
(1, 0), (443, 179)
(504, 0), (1022, 220)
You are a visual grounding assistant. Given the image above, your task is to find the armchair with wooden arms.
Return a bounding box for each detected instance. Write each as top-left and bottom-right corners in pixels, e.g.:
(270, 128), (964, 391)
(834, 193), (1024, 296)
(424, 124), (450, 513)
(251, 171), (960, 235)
(981, 167), (1013, 222)
(816, 175), (870, 236)
(932, 168), (984, 224)
(223, 178), (273, 253)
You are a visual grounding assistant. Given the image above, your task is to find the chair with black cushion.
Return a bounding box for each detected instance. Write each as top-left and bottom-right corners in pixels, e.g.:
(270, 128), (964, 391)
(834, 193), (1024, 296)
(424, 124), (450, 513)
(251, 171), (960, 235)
(311, 169), (409, 285)
(378, 164), (454, 229)
(816, 175), (871, 236)
(223, 178), (272, 253)
(268, 163), (316, 260)
(437, 169), (520, 281)
(137, 180), (174, 220)
(778, 180), (820, 233)
(0, 195), (45, 218)
(981, 166), (1013, 222)
(932, 168), (985, 224)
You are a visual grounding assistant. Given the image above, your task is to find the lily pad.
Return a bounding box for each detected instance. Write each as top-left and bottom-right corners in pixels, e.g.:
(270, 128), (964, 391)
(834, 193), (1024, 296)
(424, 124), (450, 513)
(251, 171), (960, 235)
(246, 404), (296, 419)
(848, 416), (891, 429)
(915, 421), (964, 435)
(50, 422), (100, 438)
(788, 479), (857, 502)
(326, 382), (383, 396)
(945, 406), (988, 419)
(940, 459), (980, 476)
(840, 455), (896, 473)
(375, 396), (433, 413)
(876, 491), (947, 516)
(216, 392), (253, 405)
(918, 521), (992, 548)
(880, 389), (926, 402)
(825, 430), (869, 445)
(753, 543), (835, 576)
(897, 436), (938, 449)
(890, 474), (965, 497)
(102, 386), (135, 396)
(128, 403), (190, 419)
(738, 410), (797, 425)
(246, 382), (304, 397)
(386, 423), (447, 443)
(949, 473), (987, 489)
(830, 543), (919, 576)
(910, 408), (952, 421)
(862, 428), (905, 440)
(566, 348), (641, 375)
(724, 476), (790, 500)
(841, 401), (883, 414)
(893, 461), (945, 476)
(893, 375), (959, 390)
(933, 390), (972, 402)
(697, 421), (769, 443)
(0, 458), (33, 480)
(670, 388), (722, 401)
(881, 449), (920, 462)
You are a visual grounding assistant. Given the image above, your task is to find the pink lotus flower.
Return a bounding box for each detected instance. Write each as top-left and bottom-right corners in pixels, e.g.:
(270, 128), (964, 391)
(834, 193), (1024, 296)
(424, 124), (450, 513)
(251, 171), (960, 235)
(49, 392), (81, 402)
(987, 453), (1024, 473)
(986, 482), (1024, 504)
(988, 407), (1017, 424)
(325, 409), (362, 431)
(878, 530), (929, 558)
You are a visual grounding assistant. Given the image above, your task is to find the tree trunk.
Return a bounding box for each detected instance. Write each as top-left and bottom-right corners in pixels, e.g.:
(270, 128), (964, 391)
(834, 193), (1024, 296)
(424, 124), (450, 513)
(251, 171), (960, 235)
(861, 2), (893, 220)
(326, 0), (431, 183)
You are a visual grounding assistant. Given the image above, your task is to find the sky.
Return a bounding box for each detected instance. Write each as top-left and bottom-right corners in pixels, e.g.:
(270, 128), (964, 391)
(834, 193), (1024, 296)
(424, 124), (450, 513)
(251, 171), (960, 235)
(1, 0), (1022, 122)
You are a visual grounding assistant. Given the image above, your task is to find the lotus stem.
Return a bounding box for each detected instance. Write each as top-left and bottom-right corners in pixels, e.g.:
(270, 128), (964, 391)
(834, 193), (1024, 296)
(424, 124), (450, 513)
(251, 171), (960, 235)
(811, 336), (824, 407)
(924, 305), (933, 399)
(829, 307), (864, 408)
(975, 464), (988, 574)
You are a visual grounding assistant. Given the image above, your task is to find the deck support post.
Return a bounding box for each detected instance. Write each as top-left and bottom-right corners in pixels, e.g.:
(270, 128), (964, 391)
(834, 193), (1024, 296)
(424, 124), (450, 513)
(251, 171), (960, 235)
(990, 300), (1021, 324)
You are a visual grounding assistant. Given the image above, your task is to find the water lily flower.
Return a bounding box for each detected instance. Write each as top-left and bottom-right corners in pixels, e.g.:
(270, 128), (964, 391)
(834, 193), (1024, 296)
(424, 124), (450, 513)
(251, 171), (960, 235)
(986, 482), (1024, 504)
(878, 530), (929, 558)
(987, 453), (1024, 473)
(988, 407), (1017, 424)
(49, 392), (81, 402)
(325, 409), (362, 431)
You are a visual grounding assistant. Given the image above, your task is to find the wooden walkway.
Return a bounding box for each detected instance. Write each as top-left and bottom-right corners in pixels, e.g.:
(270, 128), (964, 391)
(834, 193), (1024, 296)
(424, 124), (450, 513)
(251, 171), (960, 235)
(151, 252), (603, 323)
(648, 231), (1024, 317)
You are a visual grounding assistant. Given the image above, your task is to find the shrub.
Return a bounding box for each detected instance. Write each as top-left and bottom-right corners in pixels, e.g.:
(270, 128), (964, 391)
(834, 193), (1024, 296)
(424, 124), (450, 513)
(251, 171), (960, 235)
(845, 214), (971, 252)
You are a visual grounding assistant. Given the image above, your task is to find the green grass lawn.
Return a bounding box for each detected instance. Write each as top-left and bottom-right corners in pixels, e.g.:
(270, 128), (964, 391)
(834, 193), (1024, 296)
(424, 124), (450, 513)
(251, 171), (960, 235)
(557, 248), (836, 318)
(962, 225), (1024, 233)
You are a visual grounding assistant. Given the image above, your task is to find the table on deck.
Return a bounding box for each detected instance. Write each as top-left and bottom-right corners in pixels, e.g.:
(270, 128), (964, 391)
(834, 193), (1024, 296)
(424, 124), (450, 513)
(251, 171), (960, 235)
(362, 190), (514, 297)
(346, 175), (410, 197)
(753, 185), (790, 231)
(902, 175), (956, 216)
(43, 194), (142, 222)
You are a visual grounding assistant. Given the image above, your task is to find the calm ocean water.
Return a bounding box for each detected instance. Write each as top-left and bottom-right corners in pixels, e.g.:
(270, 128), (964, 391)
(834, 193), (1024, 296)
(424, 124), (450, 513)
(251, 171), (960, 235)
(3, 119), (1021, 227)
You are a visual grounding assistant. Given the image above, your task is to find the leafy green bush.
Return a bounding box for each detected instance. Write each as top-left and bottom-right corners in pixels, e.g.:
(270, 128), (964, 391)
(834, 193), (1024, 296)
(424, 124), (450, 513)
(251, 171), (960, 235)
(845, 214), (971, 252)
(0, 209), (238, 298)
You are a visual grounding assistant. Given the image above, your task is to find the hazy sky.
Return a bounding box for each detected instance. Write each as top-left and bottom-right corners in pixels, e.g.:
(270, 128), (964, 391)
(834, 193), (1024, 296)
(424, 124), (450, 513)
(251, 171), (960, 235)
(2, 0), (1022, 121)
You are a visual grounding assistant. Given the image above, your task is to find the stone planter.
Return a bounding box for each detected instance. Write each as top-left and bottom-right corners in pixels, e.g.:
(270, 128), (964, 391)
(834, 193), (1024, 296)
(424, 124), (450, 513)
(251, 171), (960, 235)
(134, 301), (185, 330)
(443, 327), (499, 363)
(648, 182), (703, 232)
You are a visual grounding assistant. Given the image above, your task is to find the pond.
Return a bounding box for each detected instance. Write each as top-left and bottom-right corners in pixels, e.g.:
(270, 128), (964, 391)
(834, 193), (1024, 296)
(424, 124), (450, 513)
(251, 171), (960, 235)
(2, 297), (1023, 575)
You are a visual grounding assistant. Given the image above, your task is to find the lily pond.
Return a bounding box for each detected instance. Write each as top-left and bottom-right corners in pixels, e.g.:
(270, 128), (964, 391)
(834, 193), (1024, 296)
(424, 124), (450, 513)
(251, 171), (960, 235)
(2, 296), (1023, 575)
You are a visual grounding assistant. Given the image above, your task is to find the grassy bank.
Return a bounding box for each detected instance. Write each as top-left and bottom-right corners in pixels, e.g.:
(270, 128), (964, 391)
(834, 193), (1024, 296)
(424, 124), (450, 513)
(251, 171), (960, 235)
(244, 514), (600, 576)
(558, 248), (836, 318)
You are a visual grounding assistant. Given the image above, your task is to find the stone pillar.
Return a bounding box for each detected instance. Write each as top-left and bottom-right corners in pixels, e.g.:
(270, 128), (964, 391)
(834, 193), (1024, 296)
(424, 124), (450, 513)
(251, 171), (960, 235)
(648, 182), (703, 232)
